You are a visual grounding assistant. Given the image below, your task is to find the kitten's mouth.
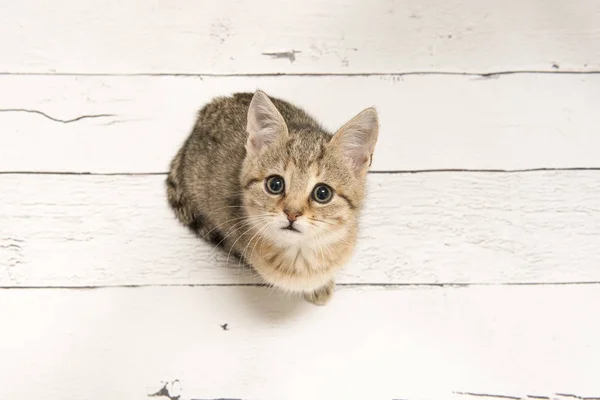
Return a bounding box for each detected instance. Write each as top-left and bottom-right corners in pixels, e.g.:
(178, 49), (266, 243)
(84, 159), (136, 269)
(282, 225), (301, 233)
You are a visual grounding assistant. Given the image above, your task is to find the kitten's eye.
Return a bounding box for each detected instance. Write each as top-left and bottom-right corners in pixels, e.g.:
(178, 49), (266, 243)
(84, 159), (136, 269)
(312, 184), (333, 204)
(265, 175), (285, 195)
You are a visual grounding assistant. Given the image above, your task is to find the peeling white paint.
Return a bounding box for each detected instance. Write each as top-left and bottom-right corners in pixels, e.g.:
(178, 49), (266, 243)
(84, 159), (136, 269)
(1, 0), (599, 399)
(0, 0), (599, 73)
(1, 74), (600, 173)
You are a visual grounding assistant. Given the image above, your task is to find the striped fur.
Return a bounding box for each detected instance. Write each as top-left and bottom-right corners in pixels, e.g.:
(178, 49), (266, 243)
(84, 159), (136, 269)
(165, 91), (378, 304)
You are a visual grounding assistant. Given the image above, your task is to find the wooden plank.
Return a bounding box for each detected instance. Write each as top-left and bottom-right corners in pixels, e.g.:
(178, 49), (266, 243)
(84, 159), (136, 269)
(1, 74), (600, 173)
(2, 171), (599, 287)
(0, 285), (598, 399)
(1, 0), (599, 74)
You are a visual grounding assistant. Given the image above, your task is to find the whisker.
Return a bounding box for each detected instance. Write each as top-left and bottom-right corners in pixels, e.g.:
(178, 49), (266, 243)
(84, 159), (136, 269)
(238, 220), (271, 268)
(249, 222), (274, 265)
(315, 224), (350, 250)
(310, 217), (337, 226)
(202, 213), (272, 240)
(208, 218), (263, 256)
(310, 229), (327, 266)
(238, 221), (274, 276)
(226, 220), (265, 265)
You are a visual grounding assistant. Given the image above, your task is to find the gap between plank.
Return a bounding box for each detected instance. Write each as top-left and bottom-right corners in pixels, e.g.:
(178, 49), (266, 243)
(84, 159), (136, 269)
(0, 70), (599, 78)
(455, 392), (600, 400)
(1, 168), (600, 176)
(1, 282), (599, 290)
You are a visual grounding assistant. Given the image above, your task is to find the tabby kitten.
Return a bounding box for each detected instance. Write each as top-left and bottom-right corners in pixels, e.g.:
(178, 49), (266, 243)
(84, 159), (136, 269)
(166, 91), (378, 305)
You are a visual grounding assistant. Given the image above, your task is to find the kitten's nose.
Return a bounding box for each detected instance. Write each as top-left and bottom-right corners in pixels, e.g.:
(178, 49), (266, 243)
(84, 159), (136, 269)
(284, 209), (303, 223)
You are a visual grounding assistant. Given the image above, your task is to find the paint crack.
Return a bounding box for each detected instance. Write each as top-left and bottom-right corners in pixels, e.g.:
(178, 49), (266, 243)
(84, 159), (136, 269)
(0, 108), (115, 123)
(454, 392), (600, 400)
(261, 50), (300, 63)
(149, 382), (180, 400)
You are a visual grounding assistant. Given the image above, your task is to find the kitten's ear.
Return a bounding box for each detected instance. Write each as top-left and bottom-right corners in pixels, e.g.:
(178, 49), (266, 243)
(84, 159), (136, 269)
(330, 107), (379, 175)
(246, 90), (288, 155)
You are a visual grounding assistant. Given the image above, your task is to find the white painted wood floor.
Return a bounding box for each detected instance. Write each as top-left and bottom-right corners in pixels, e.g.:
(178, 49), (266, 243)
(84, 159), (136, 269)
(1, 1), (599, 399)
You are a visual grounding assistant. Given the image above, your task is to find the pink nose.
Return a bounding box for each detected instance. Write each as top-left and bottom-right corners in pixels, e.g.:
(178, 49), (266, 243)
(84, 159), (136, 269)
(284, 210), (303, 222)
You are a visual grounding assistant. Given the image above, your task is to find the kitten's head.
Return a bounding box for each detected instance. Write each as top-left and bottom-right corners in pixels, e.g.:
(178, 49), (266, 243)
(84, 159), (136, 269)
(241, 91), (378, 249)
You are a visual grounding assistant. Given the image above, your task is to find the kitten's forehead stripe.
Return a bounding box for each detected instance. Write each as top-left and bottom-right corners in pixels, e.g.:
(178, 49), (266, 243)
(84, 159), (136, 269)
(315, 145), (326, 176)
(317, 145), (326, 161)
(285, 130), (328, 169)
(285, 158), (294, 171)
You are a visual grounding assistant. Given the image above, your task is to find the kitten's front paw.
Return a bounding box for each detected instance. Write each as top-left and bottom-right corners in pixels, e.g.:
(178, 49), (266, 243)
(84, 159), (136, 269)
(304, 281), (335, 306)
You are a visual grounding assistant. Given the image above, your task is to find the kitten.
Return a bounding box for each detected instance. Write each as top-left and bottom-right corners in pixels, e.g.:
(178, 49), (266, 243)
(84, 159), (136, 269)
(166, 91), (378, 305)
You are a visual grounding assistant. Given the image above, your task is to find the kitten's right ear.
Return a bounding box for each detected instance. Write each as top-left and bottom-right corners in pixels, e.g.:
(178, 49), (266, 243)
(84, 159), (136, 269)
(246, 90), (288, 155)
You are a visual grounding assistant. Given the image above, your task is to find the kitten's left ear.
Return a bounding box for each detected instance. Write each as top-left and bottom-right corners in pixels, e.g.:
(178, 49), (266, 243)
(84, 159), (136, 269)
(246, 90), (289, 155)
(329, 107), (379, 175)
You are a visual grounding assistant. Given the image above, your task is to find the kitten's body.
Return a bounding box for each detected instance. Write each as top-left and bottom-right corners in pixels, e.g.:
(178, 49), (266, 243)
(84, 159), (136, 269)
(167, 92), (377, 304)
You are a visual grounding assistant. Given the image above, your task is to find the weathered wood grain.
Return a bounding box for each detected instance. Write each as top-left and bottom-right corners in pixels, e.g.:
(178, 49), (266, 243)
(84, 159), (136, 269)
(0, 285), (598, 399)
(1, 74), (599, 173)
(2, 172), (599, 287)
(1, 0), (599, 74)
(2, 1), (599, 399)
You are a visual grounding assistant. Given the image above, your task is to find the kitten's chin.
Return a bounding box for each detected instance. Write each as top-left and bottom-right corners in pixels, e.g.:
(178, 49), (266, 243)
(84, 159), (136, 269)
(266, 224), (343, 249)
(271, 226), (307, 246)
(257, 222), (307, 247)
(281, 225), (302, 234)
